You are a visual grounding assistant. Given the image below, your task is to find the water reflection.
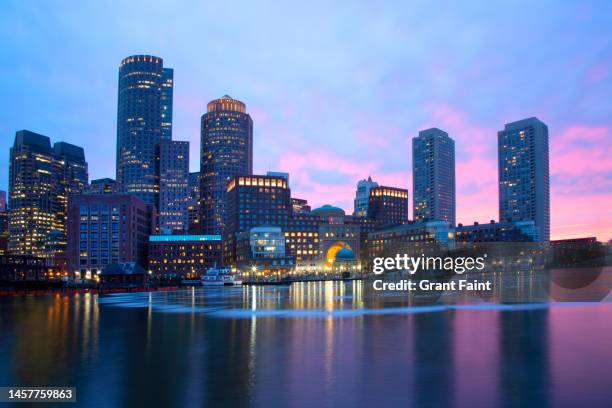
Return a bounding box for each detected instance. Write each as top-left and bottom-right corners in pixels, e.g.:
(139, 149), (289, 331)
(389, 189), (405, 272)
(0, 270), (611, 407)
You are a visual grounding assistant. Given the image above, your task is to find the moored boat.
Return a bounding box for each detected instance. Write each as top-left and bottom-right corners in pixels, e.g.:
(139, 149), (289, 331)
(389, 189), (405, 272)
(201, 266), (243, 286)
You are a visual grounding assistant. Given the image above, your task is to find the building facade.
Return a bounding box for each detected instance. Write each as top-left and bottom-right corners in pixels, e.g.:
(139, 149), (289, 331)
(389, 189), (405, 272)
(160, 68), (174, 140)
(187, 172), (200, 232)
(291, 198), (311, 214)
(353, 176), (378, 216)
(234, 227), (294, 276)
(225, 175), (291, 237)
(157, 140), (189, 232)
(67, 194), (156, 279)
(498, 117), (550, 242)
(9, 130), (87, 259)
(367, 186), (409, 226)
(364, 221), (455, 269)
(412, 128), (456, 225)
(116, 55), (173, 206)
(199, 95), (253, 235)
(455, 220), (538, 242)
(85, 178), (116, 195)
(148, 234), (222, 279)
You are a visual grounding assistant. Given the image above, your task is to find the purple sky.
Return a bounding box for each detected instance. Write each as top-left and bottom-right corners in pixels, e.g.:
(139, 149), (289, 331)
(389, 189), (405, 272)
(0, 1), (611, 240)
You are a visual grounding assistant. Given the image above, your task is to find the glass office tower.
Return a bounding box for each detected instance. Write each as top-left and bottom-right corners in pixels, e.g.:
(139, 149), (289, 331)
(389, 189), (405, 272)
(116, 55), (173, 206)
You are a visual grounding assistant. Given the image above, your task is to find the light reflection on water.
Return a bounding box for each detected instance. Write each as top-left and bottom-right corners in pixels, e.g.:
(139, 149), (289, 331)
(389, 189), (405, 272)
(1, 270), (612, 407)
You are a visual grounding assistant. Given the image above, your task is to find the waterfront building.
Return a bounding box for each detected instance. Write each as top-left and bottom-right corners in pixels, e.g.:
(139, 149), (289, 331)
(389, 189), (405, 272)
(318, 222), (360, 269)
(224, 174), (291, 264)
(364, 220), (455, 269)
(116, 55), (173, 206)
(234, 227), (294, 276)
(199, 95), (253, 235)
(498, 117), (550, 242)
(187, 172), (200, 232)
(9, 130), (87, 258)
(156, 140), (189, 232)
(367, 186), (409, 226)
(550, 237), (606, 268)
(455, 220), (537, 242)
(148, 234), (222, 279)
(67, 194), (156, 279)
(0, 254), (56, 282)
(85, 178), (116, 195)
(353, 176), (378, 216)
(225, 174), (292, 237)
(284, 214), (321, 267)
(412, 128), (456, 225)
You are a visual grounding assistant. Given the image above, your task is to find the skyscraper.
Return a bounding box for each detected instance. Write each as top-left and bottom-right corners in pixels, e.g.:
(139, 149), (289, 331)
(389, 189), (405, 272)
(0, 191), (6, 212)
(498, 117), (550, 242)
(116, 55), (173, 206)
(353, 176), (378, 216)
(199, 95), (253, 235)
(8, 130), (87, 258)
(53, 141), (89, 223)
(412, 128), (456, 225)
(160, 68), (173, 140)
(187, 172), (200, 232)
(157, 140), (189, 232)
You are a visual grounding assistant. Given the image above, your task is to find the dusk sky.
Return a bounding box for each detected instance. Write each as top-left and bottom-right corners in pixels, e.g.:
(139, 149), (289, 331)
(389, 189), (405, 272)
(0, 1), (611, 240)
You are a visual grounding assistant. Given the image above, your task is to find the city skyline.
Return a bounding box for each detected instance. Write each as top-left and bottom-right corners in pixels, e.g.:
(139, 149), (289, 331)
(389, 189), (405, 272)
(0, 1), (611, 240)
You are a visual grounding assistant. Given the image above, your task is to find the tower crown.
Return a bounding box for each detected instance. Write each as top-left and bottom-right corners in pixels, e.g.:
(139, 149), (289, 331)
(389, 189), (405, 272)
(207, 95), (246, 113)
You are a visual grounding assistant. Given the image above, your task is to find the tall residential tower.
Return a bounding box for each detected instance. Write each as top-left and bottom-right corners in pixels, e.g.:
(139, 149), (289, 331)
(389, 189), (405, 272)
(199, 95), (253, 235)
(498, 117), (550, 242)
(412, 128), (456, 225)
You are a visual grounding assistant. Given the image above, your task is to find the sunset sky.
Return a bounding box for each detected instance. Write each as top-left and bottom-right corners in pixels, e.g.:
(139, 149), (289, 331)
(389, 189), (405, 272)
(0, 1), (610, 240)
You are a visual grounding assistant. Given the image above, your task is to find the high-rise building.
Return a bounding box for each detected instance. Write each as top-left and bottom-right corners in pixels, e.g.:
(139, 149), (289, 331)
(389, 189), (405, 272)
(367, 186), (409, 226)
(498, 117), (550, 242)
(8, 130), (87, 258)
(67, 194), (156, 278)
(412, 128), (456, 225)
(0, 190), (7, 254)
(199, 95), (253, 235)
(116, 55), (173, 206)
(0, 191), (6, 212)
(187, 172), (200, 232)
(53, 141), (88, 224)
(353, 176), (378, 216)
(161, 68), (174, 141)
(156, 140), (189, 232)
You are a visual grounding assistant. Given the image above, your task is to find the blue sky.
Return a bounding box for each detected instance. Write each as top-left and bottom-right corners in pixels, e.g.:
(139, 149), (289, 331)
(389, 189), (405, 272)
(0, 0), (611, 239)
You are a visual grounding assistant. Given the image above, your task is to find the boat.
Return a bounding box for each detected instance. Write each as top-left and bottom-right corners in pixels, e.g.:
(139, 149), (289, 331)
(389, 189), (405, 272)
(201, 266), (243, 286)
